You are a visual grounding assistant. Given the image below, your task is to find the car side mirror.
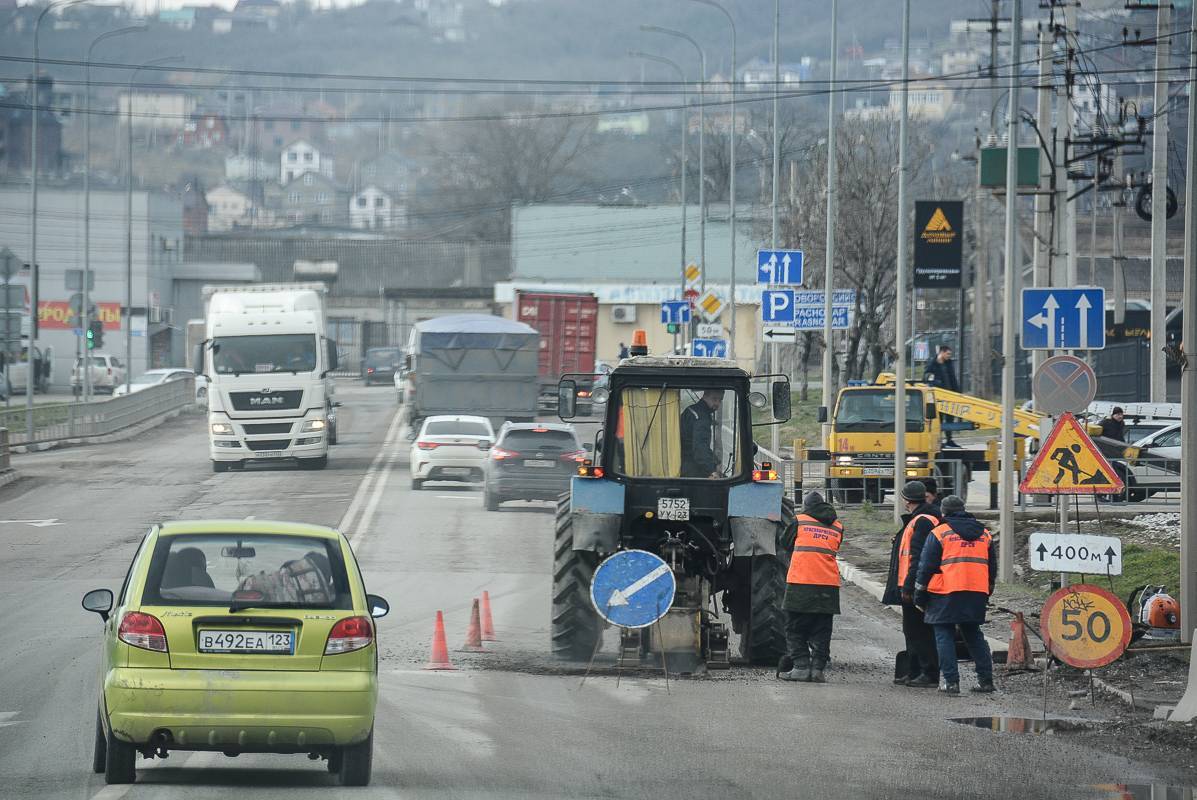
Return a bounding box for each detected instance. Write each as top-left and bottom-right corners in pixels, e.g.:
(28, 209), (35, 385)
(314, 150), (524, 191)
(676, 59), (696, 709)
(817, 406), (828, 424)
(326, 339), (339, 371)
(82, 588), (114, 622)
(366, 594), (390, 619)
(558, 380), (578, 420)
(771, 380), (791, 423)
(926, 402), (937, 420)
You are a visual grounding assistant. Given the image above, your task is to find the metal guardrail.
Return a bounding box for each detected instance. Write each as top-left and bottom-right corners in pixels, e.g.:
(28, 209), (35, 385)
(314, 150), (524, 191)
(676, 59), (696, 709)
(0, 378), (196, 446)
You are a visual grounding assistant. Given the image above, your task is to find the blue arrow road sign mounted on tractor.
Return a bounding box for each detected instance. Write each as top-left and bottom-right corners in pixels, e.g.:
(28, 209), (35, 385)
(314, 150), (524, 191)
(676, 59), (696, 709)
(590, 550), (677, 629)
(1021, 287), (1105, 350)
(757, 249), (803, 285)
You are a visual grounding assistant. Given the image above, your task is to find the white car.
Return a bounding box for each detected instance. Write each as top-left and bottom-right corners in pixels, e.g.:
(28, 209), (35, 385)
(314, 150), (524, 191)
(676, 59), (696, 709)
(409, 415), (494, 490)
(112, 368), (193, 397)
(71, 353), (126, 394)
(1122, 423), (1182, 500)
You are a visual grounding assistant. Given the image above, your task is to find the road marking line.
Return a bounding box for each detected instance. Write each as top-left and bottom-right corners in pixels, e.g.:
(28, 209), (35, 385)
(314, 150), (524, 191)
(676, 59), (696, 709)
(90, 787), (132, 800)
(338, 409), (401, 535)
(352, 444), (400, 546)
(0, 710), (19, 727)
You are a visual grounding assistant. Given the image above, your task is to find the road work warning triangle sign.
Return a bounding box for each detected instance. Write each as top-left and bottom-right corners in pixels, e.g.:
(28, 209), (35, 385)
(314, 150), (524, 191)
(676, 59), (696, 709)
(1020, 412), (1124, 495)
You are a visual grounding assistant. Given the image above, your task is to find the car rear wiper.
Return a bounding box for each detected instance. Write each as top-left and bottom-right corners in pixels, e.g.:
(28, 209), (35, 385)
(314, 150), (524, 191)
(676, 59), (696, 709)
(228, 601), (308, 613)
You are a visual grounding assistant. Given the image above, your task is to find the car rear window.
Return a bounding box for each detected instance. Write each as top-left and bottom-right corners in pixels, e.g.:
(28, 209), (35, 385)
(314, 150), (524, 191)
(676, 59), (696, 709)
(501, 430), (577, 450)
(141, 533), (352, 609)
(425, 420), (491, 437)
(366, 348), (400, 364)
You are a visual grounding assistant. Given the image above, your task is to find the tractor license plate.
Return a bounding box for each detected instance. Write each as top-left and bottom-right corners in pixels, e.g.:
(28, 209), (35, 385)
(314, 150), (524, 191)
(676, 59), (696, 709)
(657, 497), (690, 521)
(863, 467), (892, 476)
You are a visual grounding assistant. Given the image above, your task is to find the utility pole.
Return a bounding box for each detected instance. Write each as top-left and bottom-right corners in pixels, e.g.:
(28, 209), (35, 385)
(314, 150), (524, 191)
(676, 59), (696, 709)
(770, 0), (780, 456)
(1179, 0), (1197, 643)
(1032, 23), (1052, 386)
(820, 0), (839, 443)
(1149, 2), (1171, 402)
(893, 0), (911, 524)
(998, 0), (1022, 584)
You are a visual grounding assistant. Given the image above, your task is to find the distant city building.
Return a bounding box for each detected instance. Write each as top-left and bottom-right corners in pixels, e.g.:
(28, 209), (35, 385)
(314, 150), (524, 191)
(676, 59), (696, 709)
(280, 138), (335, 183)
(118, 91), (197, 133)
(355, 151), (414, 197)
(206, 184), (255, 231)
(0, 75), (63, 175)
(739, 58), (810, 90)
(350, 185), (405, 230)
(224, 154), (273, 182)
(180, 177), (209, 236)
(178, 112), (227, 148)
(277, 171), (348, 226)
(888, 81), (955, 120)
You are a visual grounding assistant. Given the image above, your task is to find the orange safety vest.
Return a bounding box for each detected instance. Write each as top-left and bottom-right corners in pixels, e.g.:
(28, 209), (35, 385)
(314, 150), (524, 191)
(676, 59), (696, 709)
(897, 513), (938, 587)
(926, 521), (993, 595)
(786, 515), (844, 587)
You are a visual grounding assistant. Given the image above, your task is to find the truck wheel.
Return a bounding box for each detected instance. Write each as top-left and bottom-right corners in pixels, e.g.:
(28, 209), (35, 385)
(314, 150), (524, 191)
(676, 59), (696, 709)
(741, 497), (796, 665)
(551, 497), (600, 661)
(212, 461), (230, 474)
(327, 418), (338, 446)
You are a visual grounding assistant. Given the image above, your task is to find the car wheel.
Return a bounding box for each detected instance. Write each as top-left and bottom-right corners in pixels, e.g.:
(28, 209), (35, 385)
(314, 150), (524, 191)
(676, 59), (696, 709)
(484, 487), (499, 511)
(338, 728), (373, 787)
(212, 461), (230, 474)
(411, 478), (423, 491)
(92, 709), (107, 774)
(104, 725), (136, 784)
(327, 748), (343, 774)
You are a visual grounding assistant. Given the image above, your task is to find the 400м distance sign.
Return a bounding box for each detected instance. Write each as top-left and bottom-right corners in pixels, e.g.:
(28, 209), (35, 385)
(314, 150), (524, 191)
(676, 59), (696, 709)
(590, 550), (676, 629)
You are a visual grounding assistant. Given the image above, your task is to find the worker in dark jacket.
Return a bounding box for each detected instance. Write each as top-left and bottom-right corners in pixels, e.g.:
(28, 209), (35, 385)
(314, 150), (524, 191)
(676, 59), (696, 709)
(779, 492), (843, 684)
(924, 346), (960, 445)
(882, 481), (941, 687)
(1098, 407), (1126, 442)
(679, 390), (722, 477)
(922, 477), (941, 516)
(914, 495), (997, 695)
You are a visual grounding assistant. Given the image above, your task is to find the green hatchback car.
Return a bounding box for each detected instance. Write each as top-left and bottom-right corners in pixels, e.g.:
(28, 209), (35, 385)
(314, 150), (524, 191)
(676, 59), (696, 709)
(82, 520), (389, 786)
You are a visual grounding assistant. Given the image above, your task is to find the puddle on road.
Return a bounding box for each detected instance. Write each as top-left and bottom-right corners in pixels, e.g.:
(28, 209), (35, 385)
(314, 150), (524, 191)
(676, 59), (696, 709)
(1092, 785), (1197, 800)
(950, 716), (1091, 734)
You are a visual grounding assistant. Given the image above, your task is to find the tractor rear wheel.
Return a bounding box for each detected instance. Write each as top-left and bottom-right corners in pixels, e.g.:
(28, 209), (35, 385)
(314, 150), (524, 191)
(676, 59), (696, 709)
(741, 497), (797, 664)
(550, 497), (601, 661)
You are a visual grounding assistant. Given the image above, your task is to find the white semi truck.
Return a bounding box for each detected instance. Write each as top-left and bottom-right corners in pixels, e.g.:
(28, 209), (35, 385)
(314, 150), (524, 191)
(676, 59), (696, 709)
(195, 283), (339, 473)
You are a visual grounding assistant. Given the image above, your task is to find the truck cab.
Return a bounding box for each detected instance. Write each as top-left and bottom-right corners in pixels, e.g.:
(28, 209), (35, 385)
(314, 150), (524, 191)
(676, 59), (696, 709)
(197, 284), (338, 473)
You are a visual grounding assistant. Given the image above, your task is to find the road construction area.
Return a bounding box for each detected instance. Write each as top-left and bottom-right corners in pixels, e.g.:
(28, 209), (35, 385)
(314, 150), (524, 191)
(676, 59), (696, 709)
(0, 384), (1193, 799)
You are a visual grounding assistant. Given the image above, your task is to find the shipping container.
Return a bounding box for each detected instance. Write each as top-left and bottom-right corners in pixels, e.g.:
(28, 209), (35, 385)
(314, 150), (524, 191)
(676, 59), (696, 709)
(514, 291), (598, 412)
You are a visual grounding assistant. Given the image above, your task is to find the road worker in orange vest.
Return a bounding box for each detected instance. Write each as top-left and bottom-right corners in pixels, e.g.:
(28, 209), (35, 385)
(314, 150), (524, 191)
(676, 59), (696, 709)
(778, 491), (843, 684)
(882, 480), (942, 688)
(913, 494), (997, 695)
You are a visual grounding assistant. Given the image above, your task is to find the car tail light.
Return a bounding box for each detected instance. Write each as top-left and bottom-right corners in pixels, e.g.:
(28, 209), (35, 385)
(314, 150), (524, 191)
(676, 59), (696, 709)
(325, 616), (373, 655)
(491, 447), (518, 460)
(366, 367), (375, 374)
(753, 461), (779, 482)
(560, 450), (587, 463)
(118, 611), (168, 652)
(416, 441), (439, 450)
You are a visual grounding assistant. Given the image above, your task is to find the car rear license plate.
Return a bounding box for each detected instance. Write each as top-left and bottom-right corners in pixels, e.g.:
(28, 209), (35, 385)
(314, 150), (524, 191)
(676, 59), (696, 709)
(255, 451), (286, 458)
(198, 629), (293, 654)
(657, 497), (690, 521)
(524, 459), (554, 468)
(863, 467), (893, 476)
(441, 467), (471, 476)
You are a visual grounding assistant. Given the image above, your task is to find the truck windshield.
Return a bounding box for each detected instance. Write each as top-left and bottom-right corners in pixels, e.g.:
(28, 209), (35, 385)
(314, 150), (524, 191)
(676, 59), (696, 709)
(835, 389), (925, 433)
(611, 385), (743, 479)
(212, 334), (317, 375)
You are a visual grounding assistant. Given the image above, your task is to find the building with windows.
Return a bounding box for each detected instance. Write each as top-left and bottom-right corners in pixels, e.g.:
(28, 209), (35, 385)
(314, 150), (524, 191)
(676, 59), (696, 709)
(349, 185), (404, 230)
(280, 139), (335, 184)
(277, 171), (348, 226)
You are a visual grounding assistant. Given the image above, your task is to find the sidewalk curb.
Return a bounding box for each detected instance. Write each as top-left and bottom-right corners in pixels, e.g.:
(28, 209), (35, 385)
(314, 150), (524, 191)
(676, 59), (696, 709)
(0, 468), (20, 490)
(838, 557), (1008, 654)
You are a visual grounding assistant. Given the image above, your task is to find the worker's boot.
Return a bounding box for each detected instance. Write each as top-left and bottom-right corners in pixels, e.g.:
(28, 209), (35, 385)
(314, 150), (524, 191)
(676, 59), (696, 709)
(780, 659), (811, 682)
(970, 677), (996, 694)
(938, 679), (960, 695)
(809, 664), (826, 683)
(905, 673), (937, 689)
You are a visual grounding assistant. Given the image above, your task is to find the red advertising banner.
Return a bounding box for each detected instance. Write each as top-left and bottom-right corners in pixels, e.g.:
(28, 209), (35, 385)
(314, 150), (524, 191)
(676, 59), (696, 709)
(38, 301), (122, 331)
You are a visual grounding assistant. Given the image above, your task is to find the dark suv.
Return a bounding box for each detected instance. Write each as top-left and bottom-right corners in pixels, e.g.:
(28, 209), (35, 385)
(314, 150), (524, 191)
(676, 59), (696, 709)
(482, 423), (585, 510)
(363, 347), (401, 386)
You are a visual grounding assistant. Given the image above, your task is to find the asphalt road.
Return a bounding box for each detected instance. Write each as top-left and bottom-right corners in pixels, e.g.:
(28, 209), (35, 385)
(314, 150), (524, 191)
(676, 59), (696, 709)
(0, 384), (1192, 799)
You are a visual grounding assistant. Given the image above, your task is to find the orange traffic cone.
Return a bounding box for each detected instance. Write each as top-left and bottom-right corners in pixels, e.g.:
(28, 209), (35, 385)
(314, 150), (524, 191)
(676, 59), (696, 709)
(425, 610), (455, 671)
(461, 598), (487, 652)
(1005, 611), (1033, 671)
(480, 590), (498, 642)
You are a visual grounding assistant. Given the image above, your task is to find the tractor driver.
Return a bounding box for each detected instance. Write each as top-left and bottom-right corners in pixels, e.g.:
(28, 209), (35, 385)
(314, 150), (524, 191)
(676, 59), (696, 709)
(680, 389), (723, 478)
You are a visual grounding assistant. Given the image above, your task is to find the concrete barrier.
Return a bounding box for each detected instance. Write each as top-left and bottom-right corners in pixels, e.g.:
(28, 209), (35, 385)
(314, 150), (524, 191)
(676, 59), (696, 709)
(1165, 629), (1197, 723)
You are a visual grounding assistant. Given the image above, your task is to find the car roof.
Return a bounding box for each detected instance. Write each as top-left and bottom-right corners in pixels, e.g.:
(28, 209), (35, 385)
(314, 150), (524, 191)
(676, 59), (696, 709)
(424, 415), (491, 424)
(1131, 423), (1180, 445)
(500, 422), (575, 433)
(156, 520), (342, 540)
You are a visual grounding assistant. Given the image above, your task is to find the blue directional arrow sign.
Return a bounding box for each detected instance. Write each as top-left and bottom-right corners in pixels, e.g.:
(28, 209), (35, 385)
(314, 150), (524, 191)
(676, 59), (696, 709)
(691, 338), (728, 358)
(761, 289), (795, 322)
(1021, 287), (1105, 350)
(590, 550), (676, 629)
(757, 249), (804, 285)
(660, 300), (691, 325)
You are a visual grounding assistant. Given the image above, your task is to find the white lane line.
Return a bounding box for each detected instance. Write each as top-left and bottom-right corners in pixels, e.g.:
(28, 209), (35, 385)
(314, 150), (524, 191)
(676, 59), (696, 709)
(338, 409), (402, 535)
(351, 442), (400, 546)
(90, 786), (132, 800)
(0, 710), (19, 727)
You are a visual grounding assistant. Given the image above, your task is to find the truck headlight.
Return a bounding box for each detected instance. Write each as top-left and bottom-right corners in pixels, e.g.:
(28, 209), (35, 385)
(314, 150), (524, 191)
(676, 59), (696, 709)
(301, 419), (326, 432)
(836, 456), (852, 465)
(906, 456), (920, 464)
(211, 422), (234, 435)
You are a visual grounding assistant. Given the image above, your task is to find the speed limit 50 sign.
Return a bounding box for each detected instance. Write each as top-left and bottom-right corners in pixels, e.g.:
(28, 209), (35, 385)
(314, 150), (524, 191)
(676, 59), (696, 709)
(1040, 584), (1132, 669)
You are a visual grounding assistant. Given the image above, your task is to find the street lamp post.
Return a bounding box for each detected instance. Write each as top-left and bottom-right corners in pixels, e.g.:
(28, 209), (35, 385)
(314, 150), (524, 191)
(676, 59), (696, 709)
(641, 25), (706, 295)
(125, 57), (181, 391)
(630, 52), (688, 346)
(86, 25), (144, 403)
(689, 0), (737, 362)
(29, 0), (87, 438)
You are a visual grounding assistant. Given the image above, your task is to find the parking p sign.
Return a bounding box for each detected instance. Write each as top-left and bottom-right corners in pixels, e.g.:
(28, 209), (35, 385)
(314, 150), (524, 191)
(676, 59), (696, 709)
(761, 289), (794, 323)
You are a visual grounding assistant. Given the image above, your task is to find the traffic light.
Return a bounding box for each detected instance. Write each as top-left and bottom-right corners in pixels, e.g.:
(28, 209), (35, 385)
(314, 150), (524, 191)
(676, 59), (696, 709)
(666, 323), (679, 334)
(87, 319), (103, 350)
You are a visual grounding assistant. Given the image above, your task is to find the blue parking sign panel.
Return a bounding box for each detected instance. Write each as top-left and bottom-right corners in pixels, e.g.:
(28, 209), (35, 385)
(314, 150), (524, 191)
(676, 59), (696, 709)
(761, 289), (795, 322)
(757, 249), (804, 285)
(1021, 288), (1105, 350)
(590, 550), (677, 629)
(691, 338), (728, 358)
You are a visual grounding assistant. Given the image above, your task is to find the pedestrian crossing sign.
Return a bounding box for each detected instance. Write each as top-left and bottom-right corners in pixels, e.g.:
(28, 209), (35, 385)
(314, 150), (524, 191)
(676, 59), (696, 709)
(1019, 412), (1124, 495)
